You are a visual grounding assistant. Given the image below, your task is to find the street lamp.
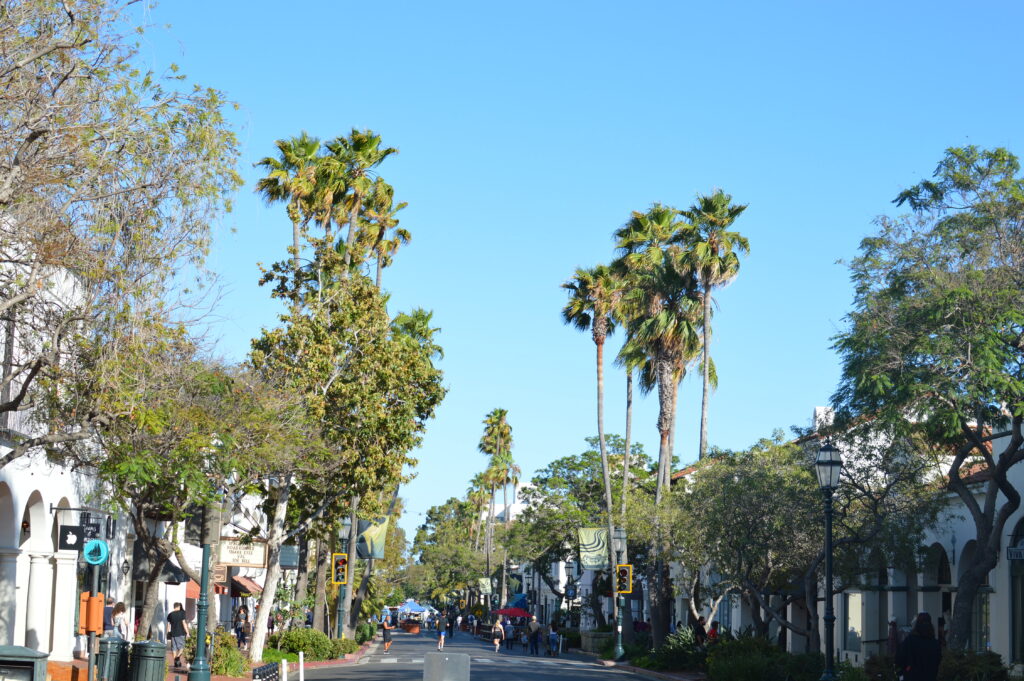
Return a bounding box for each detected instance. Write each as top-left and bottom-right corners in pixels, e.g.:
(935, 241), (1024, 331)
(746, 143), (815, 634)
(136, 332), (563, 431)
(335, 516), (352, 639)
(815, 443), (842, 681)
(612, 526), (627, 661)
(189, 505), (213, 681)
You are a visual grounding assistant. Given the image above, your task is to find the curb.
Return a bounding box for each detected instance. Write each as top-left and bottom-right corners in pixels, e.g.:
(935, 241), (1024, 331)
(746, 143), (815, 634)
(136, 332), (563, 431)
(596, 660), (706, 681)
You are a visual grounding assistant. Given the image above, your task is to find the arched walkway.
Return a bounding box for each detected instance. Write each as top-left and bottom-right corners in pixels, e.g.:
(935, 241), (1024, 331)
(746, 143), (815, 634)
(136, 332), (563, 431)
(22, 490), (53, 652)
(0, 482), (16, 645)
(921, 542), (952, 627)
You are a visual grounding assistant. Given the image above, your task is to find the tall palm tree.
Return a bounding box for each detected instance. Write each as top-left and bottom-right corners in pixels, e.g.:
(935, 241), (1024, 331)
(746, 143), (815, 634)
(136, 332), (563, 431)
(562, 264), (622, 618)
(466, 472), (490, 551)
(478, 408), (513, 604)
(680, 190), (749, 460)
(255, 132), (321, 274)
(360, 178), (410, 287)
(324, 129), (397, 276)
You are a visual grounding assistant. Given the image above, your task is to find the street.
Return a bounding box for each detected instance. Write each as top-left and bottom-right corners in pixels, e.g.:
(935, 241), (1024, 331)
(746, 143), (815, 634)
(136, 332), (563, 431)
(302, 629), (649, 681)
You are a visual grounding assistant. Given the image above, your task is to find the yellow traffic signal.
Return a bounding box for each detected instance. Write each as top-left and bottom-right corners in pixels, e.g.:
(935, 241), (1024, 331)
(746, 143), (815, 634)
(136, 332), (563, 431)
(332, 553), (349, 585)
(616, 564), (632, 594)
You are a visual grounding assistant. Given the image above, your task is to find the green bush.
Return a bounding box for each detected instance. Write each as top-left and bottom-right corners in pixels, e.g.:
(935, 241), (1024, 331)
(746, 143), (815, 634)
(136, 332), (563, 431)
(277, 628), (333, 661)
(864, 653), (899, 681)
(266, 632), (281, 650)
(330, 638), (360, 657)
(261, 648), (298, 664)
(561, 629), (582, 649)
(355, 622), (376, 644)
(938, 649), (1010, 681)
(183, 627), (247, 677)
(706, 636), (824, 681)
(837, 660), (872, 681)
(652, 628), (706, 671)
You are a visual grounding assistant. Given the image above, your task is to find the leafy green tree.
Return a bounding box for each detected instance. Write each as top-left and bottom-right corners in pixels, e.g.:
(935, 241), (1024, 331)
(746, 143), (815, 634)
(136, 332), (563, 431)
(831, 146), (1024, 650)
(679, 190), (749, 460)
(413, 497), (484, 601)
(562, 264), (623, 623)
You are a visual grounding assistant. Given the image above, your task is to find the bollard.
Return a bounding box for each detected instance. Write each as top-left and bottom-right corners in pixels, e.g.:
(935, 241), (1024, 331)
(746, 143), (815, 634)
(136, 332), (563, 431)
(298, 652), (303, 681)
(423, 652), (469, 681)
(280, 659), (287, 681)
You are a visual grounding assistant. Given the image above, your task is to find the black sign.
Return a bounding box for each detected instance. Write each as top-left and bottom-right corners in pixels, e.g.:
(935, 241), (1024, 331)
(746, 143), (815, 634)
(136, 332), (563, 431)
(58, 525), (84, 551)
(83, 522), (102, 539)
(565, 585), (577, 600)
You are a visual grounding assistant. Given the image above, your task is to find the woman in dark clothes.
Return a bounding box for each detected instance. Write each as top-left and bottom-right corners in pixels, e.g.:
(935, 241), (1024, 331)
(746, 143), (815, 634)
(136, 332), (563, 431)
(895, 612), (941, 681)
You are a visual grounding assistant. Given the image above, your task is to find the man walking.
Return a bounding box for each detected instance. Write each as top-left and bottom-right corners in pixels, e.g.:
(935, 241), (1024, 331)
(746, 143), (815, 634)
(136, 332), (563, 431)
(455, 614), (463, 637)
(102, 597), (115, 637)
(166, 602), (190, 669)
(527, 616), (541, 656)
(381, 615), (394, 655)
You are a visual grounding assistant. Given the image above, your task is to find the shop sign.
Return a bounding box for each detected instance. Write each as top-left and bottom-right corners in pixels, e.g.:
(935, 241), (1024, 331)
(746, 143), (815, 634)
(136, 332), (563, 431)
(218, 538), (267, 567)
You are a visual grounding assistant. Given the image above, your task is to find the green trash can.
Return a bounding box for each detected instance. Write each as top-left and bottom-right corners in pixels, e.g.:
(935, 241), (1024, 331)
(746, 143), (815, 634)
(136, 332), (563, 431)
(97, 638), (129, 681)
(129, 641), (166, 681)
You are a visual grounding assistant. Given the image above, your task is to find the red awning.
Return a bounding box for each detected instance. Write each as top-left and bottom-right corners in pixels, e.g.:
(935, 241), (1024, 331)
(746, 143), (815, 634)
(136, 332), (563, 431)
(231, 575), (263, 596)
(186, 580), (228, 599)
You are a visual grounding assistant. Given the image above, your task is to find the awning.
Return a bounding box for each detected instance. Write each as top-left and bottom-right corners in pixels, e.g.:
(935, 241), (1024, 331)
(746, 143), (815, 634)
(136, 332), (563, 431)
(231, 575), (263, 597)
(132, 541), (188, 584)
(186, 580), (227, 599)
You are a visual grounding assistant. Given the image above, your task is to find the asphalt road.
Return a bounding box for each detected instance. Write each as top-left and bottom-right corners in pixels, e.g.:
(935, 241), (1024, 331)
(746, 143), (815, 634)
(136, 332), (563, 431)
(302, 628), (651, 681)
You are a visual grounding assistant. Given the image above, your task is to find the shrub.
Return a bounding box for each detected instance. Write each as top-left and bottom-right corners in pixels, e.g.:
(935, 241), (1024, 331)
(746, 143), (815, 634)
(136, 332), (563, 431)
(938, 649), (1010, 681)
(277, 628), (333, 661)
(652, 628), (706, 671)
(355, 622), (376, 644)
(864, 653), (899, 681)
(261, 649), (298, 664)
(783, 652), (825, 681)
(330, 638), (360, 657)
(706, 636), (823, 681)
(183, 627), (247, 677)
(561, 629), (582, 649)
(266, 632), (281, 650)
(837, 660), (872, 681)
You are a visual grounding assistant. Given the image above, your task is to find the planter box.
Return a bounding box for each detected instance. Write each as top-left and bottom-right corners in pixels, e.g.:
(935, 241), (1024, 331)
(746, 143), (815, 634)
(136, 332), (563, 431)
(580, 631), (613, 654)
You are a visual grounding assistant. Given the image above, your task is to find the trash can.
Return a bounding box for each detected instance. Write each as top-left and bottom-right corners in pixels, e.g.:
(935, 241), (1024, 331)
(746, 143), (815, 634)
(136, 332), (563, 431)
(129, 641), (166, 681)
(97, 638), (129, 681)
(0, 646), (48, 681)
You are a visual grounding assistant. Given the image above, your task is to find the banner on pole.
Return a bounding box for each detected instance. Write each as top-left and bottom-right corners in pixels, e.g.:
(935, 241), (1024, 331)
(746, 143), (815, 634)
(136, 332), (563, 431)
(355, 517), (390, 559)
(578, 527), (610, 570)
(478, 577), (492, 595)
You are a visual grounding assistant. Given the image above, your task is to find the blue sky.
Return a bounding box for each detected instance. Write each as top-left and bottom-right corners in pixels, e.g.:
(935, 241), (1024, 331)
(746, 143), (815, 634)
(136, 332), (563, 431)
(139, 1), (1023, 537)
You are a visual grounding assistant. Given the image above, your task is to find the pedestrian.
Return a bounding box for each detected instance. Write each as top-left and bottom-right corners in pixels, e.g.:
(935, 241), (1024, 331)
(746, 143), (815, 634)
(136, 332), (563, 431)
(112, 603), (130, 641)
(491, 620), (504, 653)
(456, 614), (463, 635)
(707, 620), (720, 644)
(548, 622), (559, 657)
(503, 618), (514, 650)
(166, 602), (190, 669)
(437, 613), (448, 651)
(103, 597), (115, 637)
(233, 606), (249, 650)
(382, 615), (394, 654)
(527, 615), (541, 655)
(692, 615), (707, 646)
(886, 616), (901, 657)
(895, 612), (941, 681)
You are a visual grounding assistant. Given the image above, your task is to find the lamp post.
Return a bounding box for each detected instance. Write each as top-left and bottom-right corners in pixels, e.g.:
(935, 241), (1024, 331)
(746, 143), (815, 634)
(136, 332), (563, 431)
(815, 443), (842, 681)
(189, 506), (213, 681)
(612, 526), (626, 661)
(335, 516), (352, 639)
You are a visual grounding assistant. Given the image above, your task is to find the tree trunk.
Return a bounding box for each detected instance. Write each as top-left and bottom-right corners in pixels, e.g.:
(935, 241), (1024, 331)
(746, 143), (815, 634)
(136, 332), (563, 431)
(486, 486), (495, 577)
(588, 574), (607, 629)
(343, 499), (361, 636)
(621, 370), (632, 520)
(293, 535), (310, 622)
(593, 336), (619, 631)
(699, 287), (712, 460)
(249, 474), (294, 662)
(342, 196), (362, 275)
(375, 257), (383, 288)
(312, 541), (329, 632)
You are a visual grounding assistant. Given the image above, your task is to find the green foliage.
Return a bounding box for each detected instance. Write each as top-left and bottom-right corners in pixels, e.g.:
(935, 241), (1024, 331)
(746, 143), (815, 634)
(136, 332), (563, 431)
(706, 636), (824, 681)
(650, 628), (706, 671)
(261, 649), (298, 664)
(355, 622), (376, 644)
(183, 627), (247, 677)
(938, 649), (1010, 681)
(331, 638), (360, 657)
(561, 629), (582, 650)
(836, 660), (872, 681)
(277, 629), (334, 661)
(864, 654), (899, 681)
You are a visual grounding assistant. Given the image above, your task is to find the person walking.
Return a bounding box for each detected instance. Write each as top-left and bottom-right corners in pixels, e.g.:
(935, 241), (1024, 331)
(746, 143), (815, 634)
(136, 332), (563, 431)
(437, 613), (448, 651)
(895, 612), (941, 681)
(233, 606), (249, 650)
(167, 602), (190, 669)
(527, 615), (541, 656)
(491, 620), (504, 653)
(692, 615), (707, 646)
(102, 597), (115, 637)
(502, 618), (514, 650)
(112, 602), (130, 641)
(548, 622), (559, 657)
(381, 615), (394, 654)
(455, 614), (463, 636)
(707, 620), (720, 644)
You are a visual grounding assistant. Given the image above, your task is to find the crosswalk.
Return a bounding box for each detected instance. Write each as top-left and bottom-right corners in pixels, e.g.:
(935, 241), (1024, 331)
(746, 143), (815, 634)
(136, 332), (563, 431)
(363, 655), (588, 667)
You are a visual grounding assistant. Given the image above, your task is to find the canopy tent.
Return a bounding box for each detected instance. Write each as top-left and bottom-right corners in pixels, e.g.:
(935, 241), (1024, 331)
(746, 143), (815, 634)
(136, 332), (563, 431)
(493, 607), (531, 618)
(397, 600), (428, 613)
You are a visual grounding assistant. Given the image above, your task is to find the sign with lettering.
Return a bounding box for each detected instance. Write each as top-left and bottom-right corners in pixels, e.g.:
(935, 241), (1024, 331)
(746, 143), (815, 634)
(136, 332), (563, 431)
(217, 538), (267, 568)
(213, 563), (228, 584)
(1008, 546), (1024, 560)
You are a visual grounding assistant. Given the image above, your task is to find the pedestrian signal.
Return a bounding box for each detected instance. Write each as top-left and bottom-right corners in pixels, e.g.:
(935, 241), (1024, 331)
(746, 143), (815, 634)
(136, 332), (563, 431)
(616, 564), (632, 594)
(332, 553), (348, 585)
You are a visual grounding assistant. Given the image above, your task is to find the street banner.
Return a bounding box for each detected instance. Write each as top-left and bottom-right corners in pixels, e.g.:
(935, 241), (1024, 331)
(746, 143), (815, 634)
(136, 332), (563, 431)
(356, 517), (390, 559)
(578, 527), (610, 570)
(478, 577), (492, 595)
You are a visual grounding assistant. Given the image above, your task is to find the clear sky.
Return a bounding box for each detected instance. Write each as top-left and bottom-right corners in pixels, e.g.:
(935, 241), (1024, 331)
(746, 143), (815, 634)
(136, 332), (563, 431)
(139, 1), (1023, 537)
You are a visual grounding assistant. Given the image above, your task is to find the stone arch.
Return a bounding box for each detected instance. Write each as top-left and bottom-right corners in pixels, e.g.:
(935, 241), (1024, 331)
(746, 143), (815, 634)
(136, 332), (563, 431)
(921, 543), (952, 625)
(21, 490), (53, 651)
(0, 482), (15, 548)
(20, 490), (48, 552)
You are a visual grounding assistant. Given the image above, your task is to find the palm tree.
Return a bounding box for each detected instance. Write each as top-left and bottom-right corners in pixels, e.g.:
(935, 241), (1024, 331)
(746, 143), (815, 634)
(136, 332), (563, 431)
(561, 263), (622, 621)
(478, 408), (513, 604)
(466, 473), (490, 551)
(680, 190), (749, 460)
(359, 178), (411, 288)
(324, 130), (397, 276)
(255, 132), (321, 274)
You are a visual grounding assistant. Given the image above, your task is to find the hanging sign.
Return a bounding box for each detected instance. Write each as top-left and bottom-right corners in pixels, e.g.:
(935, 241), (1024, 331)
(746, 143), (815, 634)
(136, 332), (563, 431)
(83, 539), (109, 565)
(1007, 546), (1024, 560)
(59, 525), (84, 551)
(217, 538), (267, 568)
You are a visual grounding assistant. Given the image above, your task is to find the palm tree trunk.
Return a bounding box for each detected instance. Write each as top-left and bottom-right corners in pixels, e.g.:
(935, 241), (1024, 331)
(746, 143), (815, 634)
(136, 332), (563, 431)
(501, 479), (510, 605)
(621, 368), (634, 642)
(594, 337), (618, 629)
(486, 485), (495, 576)
(699, 287), (712, 460)
(342, 195), (362, 275)
(375, 256), (383, 288)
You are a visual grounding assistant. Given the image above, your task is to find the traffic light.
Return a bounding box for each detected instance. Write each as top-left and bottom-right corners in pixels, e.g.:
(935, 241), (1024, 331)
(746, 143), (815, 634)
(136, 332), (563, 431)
(616, 564), (632, 594)
(332, 553), (348, 585)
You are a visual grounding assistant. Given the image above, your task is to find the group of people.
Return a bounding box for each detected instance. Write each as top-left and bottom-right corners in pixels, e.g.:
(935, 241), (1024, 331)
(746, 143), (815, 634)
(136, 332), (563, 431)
(489, 616), (560, 656)
(892, 612), (942, 681)
(690, 616), (720, 646)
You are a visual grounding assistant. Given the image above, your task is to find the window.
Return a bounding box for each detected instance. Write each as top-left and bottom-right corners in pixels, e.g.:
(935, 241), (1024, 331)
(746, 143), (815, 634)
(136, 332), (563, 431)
(719, 594), (733, 633)
(844, 592), (863, 652)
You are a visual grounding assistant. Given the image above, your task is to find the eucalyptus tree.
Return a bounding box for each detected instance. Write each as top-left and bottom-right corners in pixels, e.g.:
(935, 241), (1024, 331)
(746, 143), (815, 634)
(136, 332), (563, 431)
(561, 264), (623, 623)
(680, 190), (749, 460)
